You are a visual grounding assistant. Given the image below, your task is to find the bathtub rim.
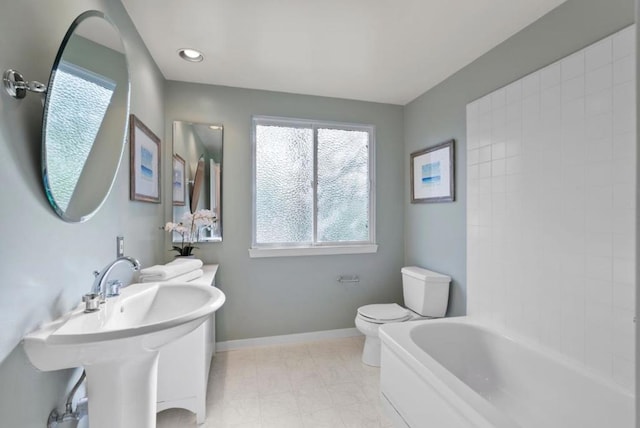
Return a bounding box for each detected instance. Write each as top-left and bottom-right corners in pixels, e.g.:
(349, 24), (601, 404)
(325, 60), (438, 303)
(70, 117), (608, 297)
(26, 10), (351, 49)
(379, 316), (634, 428)
(380, 317), (516, 428)
(380, 316), (633, 397)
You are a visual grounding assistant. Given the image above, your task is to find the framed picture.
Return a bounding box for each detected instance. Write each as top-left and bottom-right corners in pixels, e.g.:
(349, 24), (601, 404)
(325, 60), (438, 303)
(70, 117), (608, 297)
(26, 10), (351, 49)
(172, 154), (186, 206)
(130, 114), (161, 203)
(410, 139), (455, 203)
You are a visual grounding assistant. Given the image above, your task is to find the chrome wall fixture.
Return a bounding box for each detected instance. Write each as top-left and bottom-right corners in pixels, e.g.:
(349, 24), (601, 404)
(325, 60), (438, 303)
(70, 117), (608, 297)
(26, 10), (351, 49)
(3, 69), (47, 99)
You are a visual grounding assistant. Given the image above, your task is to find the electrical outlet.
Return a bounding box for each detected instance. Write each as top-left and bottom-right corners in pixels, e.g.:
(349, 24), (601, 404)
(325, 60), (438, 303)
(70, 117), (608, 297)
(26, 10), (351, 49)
(116, 236), (124, 257)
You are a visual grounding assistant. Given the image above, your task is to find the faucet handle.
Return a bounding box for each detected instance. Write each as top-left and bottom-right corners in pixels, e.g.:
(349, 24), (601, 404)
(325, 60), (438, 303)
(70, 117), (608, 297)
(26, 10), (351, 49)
(93, 270), (100, 277)
(105, 280), (123, 298)
(82, 293), (101, 313)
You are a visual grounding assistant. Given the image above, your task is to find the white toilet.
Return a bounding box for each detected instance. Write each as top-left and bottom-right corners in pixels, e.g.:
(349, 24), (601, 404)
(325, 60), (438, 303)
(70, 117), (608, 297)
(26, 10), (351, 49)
(354, 266), (451, 366)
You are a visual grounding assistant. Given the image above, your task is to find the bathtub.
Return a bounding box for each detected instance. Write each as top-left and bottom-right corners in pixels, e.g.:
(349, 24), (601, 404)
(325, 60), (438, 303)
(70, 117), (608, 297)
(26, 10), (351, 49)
(379, 317), (634, 428)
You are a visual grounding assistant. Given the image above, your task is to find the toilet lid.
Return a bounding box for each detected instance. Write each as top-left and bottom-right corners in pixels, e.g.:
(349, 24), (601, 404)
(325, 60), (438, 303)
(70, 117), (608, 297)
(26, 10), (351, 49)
(358, 304), (411, 322)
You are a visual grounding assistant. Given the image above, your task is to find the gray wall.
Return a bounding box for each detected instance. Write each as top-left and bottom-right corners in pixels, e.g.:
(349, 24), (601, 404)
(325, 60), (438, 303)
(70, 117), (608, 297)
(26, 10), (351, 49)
(0, 0), (635, 425)
(165, 82), (405, 342)
(404, 0), (635, 317)
(0, 1), (166, 427)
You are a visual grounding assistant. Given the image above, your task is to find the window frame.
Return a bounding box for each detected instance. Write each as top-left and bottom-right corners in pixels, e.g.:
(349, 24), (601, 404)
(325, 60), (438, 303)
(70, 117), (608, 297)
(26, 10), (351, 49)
(250, 115), (377, 257)
(58, 60), (117, 92)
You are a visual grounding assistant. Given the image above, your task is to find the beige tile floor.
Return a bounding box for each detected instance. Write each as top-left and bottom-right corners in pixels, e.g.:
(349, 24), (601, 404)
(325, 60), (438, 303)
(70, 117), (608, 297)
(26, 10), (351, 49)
(156, 336), (394, 428)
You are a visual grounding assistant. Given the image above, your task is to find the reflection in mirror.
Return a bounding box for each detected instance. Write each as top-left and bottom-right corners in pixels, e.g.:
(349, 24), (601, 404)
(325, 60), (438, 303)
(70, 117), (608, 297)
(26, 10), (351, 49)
(172, 121), (223, 242)
(190, 156), (205, 213)
(42, 11), (130, 222)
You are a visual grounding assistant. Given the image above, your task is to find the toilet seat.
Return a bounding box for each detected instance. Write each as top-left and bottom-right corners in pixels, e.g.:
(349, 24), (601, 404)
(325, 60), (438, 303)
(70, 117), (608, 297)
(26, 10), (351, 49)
(357, 303), (412, 324)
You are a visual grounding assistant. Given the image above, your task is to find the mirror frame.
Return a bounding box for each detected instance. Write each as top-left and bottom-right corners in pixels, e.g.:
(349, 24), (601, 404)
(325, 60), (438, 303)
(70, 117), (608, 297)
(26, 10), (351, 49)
(42, 10), (130, 222)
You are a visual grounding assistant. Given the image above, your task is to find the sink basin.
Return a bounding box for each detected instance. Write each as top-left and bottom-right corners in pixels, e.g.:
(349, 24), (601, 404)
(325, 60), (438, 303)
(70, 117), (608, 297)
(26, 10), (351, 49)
(23, 282), (226, 428)
(24, 282), (225, 368)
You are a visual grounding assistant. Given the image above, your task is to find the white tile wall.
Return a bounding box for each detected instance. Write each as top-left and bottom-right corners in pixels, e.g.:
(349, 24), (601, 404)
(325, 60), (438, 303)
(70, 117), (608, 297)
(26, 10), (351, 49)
(466, 26), (636, 391)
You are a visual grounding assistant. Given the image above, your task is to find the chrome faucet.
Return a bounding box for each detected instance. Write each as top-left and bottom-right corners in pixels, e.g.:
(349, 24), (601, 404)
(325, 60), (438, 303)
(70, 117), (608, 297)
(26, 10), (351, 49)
(91, 256), (141, 301)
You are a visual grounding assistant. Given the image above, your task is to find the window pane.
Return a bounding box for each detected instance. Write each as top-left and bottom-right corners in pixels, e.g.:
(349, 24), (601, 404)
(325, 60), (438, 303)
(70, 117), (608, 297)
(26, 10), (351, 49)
(255, 125), (313, 243)
(317, 128), (369, 242)
(46, 61), (115, 211)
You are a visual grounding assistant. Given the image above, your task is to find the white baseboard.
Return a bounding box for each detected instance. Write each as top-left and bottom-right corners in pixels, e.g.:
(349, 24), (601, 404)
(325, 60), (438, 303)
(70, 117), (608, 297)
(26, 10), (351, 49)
(216, 327), (362, 352)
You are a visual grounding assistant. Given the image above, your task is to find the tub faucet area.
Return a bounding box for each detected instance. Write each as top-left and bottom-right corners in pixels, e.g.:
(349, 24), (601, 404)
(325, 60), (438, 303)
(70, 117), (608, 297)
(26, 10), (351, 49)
(91, 256), (141, 300)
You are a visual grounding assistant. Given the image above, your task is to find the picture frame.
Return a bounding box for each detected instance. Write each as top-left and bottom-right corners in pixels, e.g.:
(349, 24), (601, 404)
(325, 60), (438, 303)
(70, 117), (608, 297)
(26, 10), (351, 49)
(129, 114), (161, 203)
(410, 139), (455, 203)
(172, 154), (186, 206)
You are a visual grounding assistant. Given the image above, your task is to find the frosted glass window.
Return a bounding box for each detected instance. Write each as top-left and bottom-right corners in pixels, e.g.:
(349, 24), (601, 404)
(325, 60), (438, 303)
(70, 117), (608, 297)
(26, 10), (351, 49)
(317, 128), (370, 242)
(45, 61), (116, 211)
(255, 125), (314, 244)
(253, 117), (374, 248)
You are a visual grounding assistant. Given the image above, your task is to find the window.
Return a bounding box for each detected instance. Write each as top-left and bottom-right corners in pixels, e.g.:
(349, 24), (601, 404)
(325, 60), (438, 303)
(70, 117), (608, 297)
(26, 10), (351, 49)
(45, 61), (116, 211)
(251, 116), (376, 257)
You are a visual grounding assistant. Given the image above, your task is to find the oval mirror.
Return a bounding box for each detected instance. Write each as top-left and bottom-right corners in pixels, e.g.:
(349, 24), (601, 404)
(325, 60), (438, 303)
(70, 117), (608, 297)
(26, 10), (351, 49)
(42, 11), (130, 222)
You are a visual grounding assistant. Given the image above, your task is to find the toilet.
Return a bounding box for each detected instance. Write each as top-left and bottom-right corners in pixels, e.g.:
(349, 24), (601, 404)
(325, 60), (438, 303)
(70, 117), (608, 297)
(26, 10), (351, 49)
(354, 266), (451, 366)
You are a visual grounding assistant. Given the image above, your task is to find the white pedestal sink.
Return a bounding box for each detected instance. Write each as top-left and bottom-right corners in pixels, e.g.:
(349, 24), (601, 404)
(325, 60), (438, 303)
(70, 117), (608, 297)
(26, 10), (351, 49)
(23, 282), (226, 428)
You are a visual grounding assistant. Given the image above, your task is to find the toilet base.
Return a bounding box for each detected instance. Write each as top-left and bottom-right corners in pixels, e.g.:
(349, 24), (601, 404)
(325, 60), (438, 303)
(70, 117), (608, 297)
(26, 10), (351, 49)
(355, 312), (434, 368)
(361, 335), (381, 367)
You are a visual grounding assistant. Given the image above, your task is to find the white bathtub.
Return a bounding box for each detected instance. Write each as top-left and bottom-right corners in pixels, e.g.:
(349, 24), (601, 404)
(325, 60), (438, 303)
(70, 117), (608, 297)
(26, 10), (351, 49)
(379, 317), (634, 428)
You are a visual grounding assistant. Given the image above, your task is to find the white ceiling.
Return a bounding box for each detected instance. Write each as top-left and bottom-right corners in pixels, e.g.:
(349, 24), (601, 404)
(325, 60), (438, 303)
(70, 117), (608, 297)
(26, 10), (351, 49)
(121, 0), (566, 105)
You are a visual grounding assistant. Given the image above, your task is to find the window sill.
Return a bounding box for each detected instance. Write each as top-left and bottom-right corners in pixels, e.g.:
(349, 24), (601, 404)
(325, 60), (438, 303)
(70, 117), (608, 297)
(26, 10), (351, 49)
(248, 244), (378, 258)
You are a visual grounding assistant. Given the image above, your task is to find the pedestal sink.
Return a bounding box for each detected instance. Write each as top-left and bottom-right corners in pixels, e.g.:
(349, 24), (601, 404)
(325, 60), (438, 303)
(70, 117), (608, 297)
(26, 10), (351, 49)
(23, 282), (226, 428)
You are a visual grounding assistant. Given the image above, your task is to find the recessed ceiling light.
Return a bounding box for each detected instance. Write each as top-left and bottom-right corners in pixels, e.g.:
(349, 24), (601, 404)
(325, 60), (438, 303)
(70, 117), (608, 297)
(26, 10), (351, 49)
(209, 125), (223, 130)
(178, 48), (204, 63)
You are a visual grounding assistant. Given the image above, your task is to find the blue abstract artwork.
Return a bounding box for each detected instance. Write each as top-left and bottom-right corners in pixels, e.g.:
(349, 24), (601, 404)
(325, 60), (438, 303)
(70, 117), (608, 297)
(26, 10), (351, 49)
(140, 146), (154, 179)
(421, 161), (441, 185)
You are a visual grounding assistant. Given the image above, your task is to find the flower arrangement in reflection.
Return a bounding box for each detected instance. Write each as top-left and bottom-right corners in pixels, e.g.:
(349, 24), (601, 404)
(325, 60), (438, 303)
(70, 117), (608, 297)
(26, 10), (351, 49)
(164, 209), (217, 256)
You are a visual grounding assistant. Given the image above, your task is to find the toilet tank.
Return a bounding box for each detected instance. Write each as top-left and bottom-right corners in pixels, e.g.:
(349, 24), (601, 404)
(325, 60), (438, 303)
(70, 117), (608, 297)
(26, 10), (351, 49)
(401, 266), (450, 317)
